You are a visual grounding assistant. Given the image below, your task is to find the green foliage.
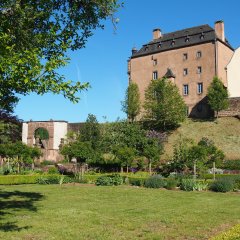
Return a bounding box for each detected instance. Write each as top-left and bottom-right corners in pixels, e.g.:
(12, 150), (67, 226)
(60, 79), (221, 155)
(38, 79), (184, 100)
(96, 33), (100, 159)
(40, 160), (56, 166)
(144, 175), (166, 188)
(128, 177), (147, 187)
(47, 167), (59, 174)
(180, 179), (199, 191)
(207, 77), (229, 118)
(113, 146), (136, 168)
(0, 174), (63, 185)
(210, 178), (234, 192)
(0, 110), (21, 143)
(95, 174), (123, 186)
(122, 82), (141, 122)
(144, 78), (186, 130)
(165, 178), (178, 190)
(210, 224), (240, 240)
(34, 128), (49, 140)
(222, 160), (240, 170)
(0, 1), (121, 110)
(36, 175), (61, 185)
(60, 141), (94, 164)
(80, 114), (101, 150)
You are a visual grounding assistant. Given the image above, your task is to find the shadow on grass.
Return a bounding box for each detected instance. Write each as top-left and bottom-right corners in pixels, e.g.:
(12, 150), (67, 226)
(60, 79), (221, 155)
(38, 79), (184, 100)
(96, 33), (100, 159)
(0, 190), (44, 232)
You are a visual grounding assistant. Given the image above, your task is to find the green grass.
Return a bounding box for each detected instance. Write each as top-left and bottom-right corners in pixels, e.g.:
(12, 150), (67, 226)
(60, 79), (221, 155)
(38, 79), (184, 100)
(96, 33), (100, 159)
(163, 117), (240, 160)
(0, 185), (240, 240)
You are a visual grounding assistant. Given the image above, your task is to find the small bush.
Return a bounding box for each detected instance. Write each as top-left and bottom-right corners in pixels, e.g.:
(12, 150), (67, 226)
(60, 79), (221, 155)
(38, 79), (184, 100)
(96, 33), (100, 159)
(193, 181), (208, 191)
(180, 179), (196, 191)
(36, 175), (60, 184)
(222, 160), (240, 170)
(144, 175), (166, 189)
(128, 177), (146, 187)
(165, 178), (178, 190)
(40, 160), (55, 166)
(47, 167), (59, 174)
(210, 179), (234, 192)
(95, 176), (113, 186)
(95, 174), (124, 186)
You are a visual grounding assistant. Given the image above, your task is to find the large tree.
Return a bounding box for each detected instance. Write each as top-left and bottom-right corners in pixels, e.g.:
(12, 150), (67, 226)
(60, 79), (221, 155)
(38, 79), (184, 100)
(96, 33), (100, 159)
(207, 77), (229, 119)
(122, 82), (141, 122)
(0, 0), (121, 111)
(144, 78), (186, 130)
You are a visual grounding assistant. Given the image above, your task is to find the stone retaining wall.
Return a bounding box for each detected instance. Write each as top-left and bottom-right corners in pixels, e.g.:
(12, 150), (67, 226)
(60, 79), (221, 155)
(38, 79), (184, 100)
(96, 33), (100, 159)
(218, 97), (240, 117)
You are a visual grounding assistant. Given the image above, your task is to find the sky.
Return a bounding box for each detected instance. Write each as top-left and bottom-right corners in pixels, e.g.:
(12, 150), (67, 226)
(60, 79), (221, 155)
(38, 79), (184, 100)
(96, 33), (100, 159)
(14, 0), (240, 123)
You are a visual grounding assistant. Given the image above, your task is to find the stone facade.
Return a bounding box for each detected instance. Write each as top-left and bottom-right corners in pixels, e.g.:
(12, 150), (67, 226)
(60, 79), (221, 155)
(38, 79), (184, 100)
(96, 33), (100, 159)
(219, 97), (240, 117)
(22, 120), (68, 162)
(128, 21), (238, 118)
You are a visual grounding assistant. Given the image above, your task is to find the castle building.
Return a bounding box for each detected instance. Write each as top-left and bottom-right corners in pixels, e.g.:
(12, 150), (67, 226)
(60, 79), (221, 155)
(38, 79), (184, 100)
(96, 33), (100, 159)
(128, 20), (240, 118)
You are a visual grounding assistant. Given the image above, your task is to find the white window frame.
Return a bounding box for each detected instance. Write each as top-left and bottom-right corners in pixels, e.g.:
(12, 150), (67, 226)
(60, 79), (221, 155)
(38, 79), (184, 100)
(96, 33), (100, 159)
(152, 71), (158, 80)
(197, 82), (203, 94)
(153, 59), (157, 66)
(197, 66), (202, 74)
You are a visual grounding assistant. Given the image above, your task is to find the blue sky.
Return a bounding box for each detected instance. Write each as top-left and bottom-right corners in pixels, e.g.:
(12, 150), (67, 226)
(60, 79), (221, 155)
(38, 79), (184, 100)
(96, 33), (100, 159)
(15, 0), (240, 123)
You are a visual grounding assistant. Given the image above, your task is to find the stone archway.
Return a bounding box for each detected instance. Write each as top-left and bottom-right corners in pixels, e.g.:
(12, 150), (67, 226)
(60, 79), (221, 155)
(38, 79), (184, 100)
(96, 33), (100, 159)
(34, 127), (49, 160)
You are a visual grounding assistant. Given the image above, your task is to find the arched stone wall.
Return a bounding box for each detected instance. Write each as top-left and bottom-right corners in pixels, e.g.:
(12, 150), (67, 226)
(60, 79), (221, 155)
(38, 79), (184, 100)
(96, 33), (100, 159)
(22, 121), (68, 162)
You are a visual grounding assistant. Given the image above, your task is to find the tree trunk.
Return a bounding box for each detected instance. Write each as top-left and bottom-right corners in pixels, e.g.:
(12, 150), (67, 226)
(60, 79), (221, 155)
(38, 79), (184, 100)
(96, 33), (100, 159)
(126, 165), (129, 173)
(149, 161), (152, 175)
(121, 166), (123, 173)
(213, 161), (216, 181)
(31, 162), (35, 171)
(193, 161), (196, 179)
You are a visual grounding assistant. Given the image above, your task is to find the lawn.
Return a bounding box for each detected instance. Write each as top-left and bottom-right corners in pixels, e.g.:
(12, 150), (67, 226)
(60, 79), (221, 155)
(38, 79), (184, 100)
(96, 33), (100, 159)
(0, 185), (239, 240)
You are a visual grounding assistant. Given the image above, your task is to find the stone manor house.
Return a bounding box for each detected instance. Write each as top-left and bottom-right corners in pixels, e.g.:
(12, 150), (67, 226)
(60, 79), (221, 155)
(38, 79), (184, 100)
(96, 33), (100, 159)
(128, 20), (240, 118)
(22, 21), (240, 162)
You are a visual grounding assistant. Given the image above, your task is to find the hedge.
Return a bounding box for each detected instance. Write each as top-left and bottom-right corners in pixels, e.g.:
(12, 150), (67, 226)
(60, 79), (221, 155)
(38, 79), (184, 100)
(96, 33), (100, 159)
(210, 224), (240, 240)
(201, 174), (240, 180)
(128, 177), (147, 186)
(0, 174), (60, 185)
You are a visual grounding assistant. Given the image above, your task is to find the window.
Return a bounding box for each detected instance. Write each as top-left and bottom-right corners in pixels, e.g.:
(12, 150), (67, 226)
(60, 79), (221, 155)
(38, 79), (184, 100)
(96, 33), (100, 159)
(153, 59), (157, 66)
(158, 43), (162, 48)
(183, 68), (188, 76)
(145, 46), (149, 51)
(183, 84), (189, 95)
(197, 83), (203, 94)
(152, 71), (158, 80)
(197, 66), (202, 74)
(185, 36), (190, 42)
(183, 53), (188, 60)
(196, 51), (202, 58)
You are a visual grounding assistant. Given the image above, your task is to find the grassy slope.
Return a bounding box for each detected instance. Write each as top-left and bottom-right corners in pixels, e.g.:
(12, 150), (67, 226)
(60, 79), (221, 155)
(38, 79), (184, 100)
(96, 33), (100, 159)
(0, 184), (240, 240)
(163, 117), (240, 160)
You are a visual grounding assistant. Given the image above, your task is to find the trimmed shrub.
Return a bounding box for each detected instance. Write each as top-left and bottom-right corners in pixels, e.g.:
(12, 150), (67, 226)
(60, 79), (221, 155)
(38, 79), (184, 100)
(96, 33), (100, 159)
(95, 176), (113, 186)
(144, 175), (166, 189)
(95, 174), (124, 186)
(201, 174), (240, 180)
(165, 178), (178, 190)
(210, 224), (240, 240)
(47, 167), (59, 174)
(0, 175), (39, 185)
(128, 177), (146, 187)
(210, 178), (234, 192)
(36, 175), (61, 184)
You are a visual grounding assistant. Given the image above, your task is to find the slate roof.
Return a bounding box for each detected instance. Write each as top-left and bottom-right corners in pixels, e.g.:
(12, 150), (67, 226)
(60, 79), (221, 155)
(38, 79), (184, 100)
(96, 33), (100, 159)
(131, 24), (233, 58)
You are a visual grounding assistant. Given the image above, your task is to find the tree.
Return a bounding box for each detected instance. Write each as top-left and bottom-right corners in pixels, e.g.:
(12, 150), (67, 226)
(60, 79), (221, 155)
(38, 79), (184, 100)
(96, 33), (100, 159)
(207, 77), (229, 119)
(0, 109), (21, 144)
(80, 114), (101, 150)
(122, 82), (141, 122)
(0, 1), (122, 111)
(113, 146), (136, 173)
(144, 78), (186, 130)
(143, 138), (162, 174)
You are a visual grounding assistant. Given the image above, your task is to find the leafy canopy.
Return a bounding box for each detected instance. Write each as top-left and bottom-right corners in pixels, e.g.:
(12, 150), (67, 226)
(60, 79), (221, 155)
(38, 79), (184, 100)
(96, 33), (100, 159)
(144, 78), (186, 130)
(207, 76), (229, 118)
(122, 82), (141, 122)
(0, 0), (121, 111)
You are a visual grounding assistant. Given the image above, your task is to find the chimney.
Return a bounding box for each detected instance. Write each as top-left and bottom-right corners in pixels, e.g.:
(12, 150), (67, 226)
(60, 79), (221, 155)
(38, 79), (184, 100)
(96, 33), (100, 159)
(153, 28), (162, 40)
(131, 47), (137, 55)
(215, 20), (225, 42)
